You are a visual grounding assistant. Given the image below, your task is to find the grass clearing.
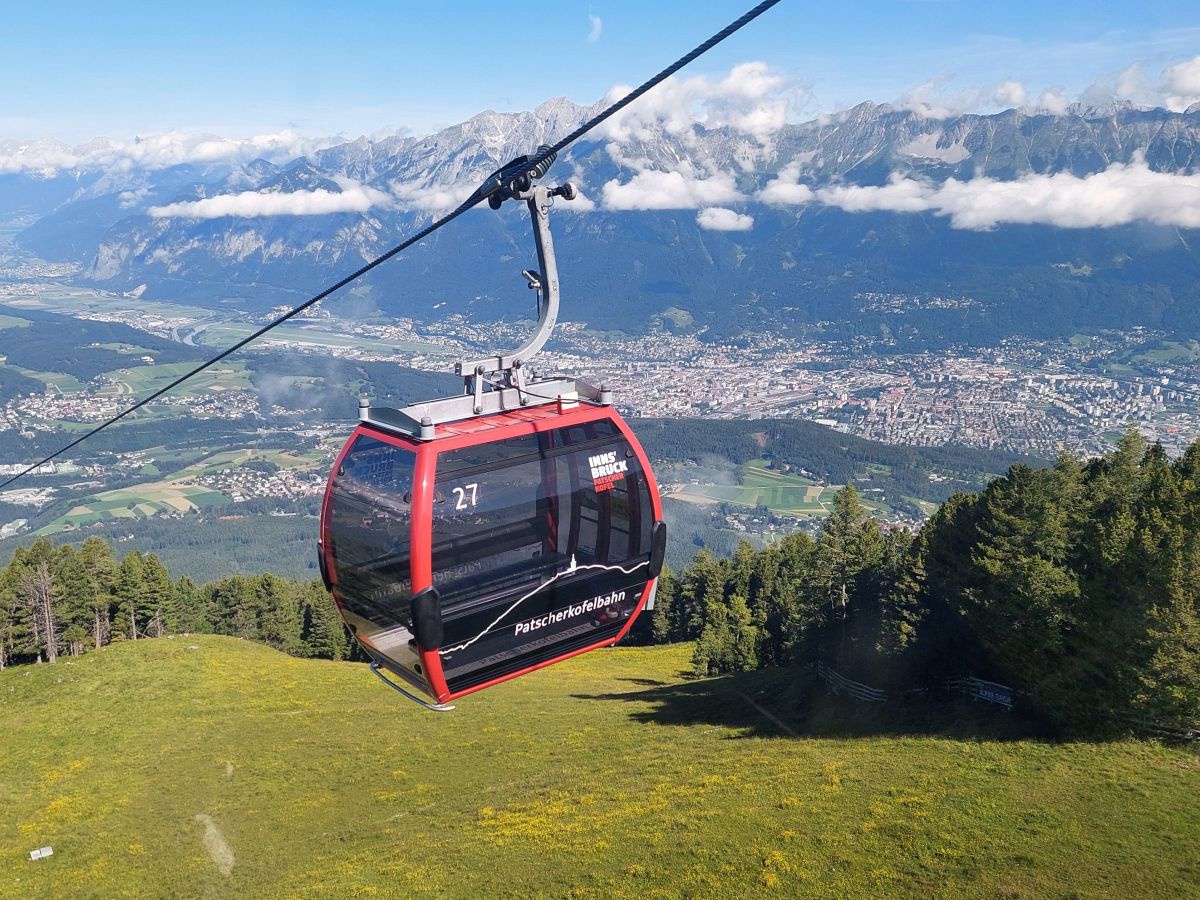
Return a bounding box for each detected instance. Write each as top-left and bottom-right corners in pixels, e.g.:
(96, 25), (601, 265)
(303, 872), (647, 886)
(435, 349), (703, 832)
(669, 459), (841, 516)
(0, 314), (31, 331)
(8, 366), (86, 393)
(0, 636), (1196, 897)
(105, 361), (251, 395)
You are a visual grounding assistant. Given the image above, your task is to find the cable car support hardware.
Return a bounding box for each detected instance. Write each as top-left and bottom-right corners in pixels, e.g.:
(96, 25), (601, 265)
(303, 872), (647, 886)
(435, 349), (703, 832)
(358, 151), (611, 442)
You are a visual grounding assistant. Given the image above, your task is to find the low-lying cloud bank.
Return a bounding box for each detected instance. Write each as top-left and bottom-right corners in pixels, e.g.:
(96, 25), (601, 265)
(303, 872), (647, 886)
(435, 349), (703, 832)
(697, 207), (754, 231)
(0, 130), (347, 177)
(897, 53), (1200, 117)
(601, 168), (742, 210)
(759, 157), (1200, 230)
(150, 182), (388, 219)
(151, 156), (1200, 230)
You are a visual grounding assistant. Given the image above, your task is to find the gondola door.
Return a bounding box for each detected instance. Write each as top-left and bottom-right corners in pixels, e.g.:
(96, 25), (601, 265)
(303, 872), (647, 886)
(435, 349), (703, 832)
(428, 411), (662, 699)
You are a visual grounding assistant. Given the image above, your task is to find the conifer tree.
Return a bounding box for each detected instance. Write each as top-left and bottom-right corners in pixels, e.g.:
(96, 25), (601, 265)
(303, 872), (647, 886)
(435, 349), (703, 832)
(172, 576), (207, 634)
(114, 551), (146, 640)
(80, 536), (116, 649)
(300, 581), (351, 660)
(141, 554), (173, 638)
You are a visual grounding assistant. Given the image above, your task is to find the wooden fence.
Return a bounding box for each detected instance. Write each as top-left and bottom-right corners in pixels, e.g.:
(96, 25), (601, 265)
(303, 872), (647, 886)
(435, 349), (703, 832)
(814, 664), (1197, 742)
(945, 676), (1015, 709)
(816, 661), (887, 703)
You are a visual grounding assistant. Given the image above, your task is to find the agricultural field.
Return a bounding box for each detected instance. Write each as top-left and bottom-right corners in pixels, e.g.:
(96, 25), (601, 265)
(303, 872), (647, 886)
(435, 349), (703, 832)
(1, 637), (1197, 897)
(33, 447), (328, 536)
(0, 314), (31, 331)
(36, 485), (227, 534)
(666, 459), (888, 517)
(98, 361), (251, 397)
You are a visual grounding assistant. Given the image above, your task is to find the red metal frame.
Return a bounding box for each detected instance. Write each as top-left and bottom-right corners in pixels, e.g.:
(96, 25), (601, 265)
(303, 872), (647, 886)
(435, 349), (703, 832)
(321, 403), (663, 704)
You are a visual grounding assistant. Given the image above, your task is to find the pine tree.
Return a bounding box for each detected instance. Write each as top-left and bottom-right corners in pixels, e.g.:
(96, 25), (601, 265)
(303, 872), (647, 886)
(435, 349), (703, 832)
(53, 546), (93, 655)
(80, 536), (117, 649)
(114, 551), (146, 640)
(300, 581), (351, 660)
(171, 576), (207, 634)
(19, 562), (58, 664)
(671, 550), (719, 641)
(140, 554), (173, 638)
(649, 566), (677, 645)
(818, 484), (868, 620)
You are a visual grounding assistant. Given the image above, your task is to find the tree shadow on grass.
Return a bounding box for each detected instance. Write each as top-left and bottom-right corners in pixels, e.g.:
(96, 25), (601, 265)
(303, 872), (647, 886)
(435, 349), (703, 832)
(578, 668), (1055, 742)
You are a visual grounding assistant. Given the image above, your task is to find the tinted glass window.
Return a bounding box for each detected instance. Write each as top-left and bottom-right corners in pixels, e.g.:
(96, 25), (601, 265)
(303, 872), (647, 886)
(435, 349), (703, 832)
(328, 435), (414, 628)
(431, 425), (652, 608)
(433, 421), (656, 691)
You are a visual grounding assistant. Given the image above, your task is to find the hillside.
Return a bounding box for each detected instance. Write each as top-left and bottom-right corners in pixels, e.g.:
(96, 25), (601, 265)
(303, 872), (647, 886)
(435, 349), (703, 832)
(2, 637), (1197, 897)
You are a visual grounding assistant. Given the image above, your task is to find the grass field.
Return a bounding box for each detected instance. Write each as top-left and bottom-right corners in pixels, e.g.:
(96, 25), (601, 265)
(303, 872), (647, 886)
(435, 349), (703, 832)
(0, 314), (31, 331)
(38, 486), (228, 534)
(6, 365), (86, 394)
(1132, 340), (1200, 364)
(1, 637), (1196, 897)
(668, 460), (884, 517)
(35, 447), (327, 536)
(102, 361), (251, 397)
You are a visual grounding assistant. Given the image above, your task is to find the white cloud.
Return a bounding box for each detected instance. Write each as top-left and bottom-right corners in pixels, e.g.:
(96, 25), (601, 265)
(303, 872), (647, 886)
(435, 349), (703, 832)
(897, 75), (1032, 118)
(560, 186), (597, 212)
(601, 168), (742, 210)
(757, 161), (815, 205)
(1037, 87), (1071, 115)
(0, 129), (343, 177)
(587, 14), (602, 43)
(598, 61), (798, 143)
(1079, 55), (1200, 111)
(697, 207), (754, 231)
(118, 187), (151, 208)
(993, 80), (1027, 108)
(389, 179), (473, 214)
(815, 157), (1200, 230)
(149, 181), (388, 219)
(1163, 55), (1200, 111)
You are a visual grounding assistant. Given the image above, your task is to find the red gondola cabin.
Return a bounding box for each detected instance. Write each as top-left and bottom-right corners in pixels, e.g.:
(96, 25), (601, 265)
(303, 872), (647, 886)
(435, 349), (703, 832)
(319, 402), (666, 705)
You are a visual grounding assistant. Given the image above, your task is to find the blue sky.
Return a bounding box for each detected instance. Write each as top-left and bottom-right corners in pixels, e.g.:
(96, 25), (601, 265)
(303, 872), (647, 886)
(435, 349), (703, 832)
(2, 1), (1198, 142)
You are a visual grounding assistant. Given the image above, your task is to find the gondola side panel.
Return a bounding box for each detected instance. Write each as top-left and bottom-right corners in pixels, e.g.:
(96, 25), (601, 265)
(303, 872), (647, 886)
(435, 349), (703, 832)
(428, 409), (660, 698)
(322, 426), (435, 698)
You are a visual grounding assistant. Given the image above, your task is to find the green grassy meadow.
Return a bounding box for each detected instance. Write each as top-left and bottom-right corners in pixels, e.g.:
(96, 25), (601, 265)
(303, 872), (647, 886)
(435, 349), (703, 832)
(2, 637), (1197, 897)
(35, 446), (328, 536)
(668, 460), (898, 518)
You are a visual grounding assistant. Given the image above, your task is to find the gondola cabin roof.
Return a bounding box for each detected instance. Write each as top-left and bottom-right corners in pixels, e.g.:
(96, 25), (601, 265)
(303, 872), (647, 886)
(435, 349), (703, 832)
(363, 400), (619, 446)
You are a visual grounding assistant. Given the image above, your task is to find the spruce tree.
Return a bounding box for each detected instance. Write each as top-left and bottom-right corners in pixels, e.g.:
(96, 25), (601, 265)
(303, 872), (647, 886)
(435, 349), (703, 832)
(114, 551), (146, 640)
(80, 536), (117, 649)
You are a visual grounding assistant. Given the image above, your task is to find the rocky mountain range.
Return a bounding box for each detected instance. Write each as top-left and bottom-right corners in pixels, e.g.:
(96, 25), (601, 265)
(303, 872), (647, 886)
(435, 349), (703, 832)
(5, 98), (1200, 346)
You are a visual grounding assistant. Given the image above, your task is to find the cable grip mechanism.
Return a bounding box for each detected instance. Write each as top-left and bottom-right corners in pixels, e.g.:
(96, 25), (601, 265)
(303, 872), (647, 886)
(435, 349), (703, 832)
(455, 151), (576, 410)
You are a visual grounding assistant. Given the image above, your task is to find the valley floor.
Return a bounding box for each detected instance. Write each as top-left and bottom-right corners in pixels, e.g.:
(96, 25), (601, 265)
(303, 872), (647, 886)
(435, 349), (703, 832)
(1, 638), (1197, 897)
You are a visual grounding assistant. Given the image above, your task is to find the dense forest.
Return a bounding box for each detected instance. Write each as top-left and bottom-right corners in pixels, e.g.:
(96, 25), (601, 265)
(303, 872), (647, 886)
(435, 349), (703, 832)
(0, 535), (350, 670)
(0, 304), (204, 378)
(649, 430), (1200, 732)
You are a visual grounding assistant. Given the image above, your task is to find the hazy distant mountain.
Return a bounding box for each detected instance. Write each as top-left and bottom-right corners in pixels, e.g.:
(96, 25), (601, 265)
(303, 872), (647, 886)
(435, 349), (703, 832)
(7, 100), (1200, 346)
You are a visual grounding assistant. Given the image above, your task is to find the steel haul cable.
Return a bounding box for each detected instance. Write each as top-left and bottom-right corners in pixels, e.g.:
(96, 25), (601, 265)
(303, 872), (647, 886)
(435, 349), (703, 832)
(0, 0), (783, 491)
